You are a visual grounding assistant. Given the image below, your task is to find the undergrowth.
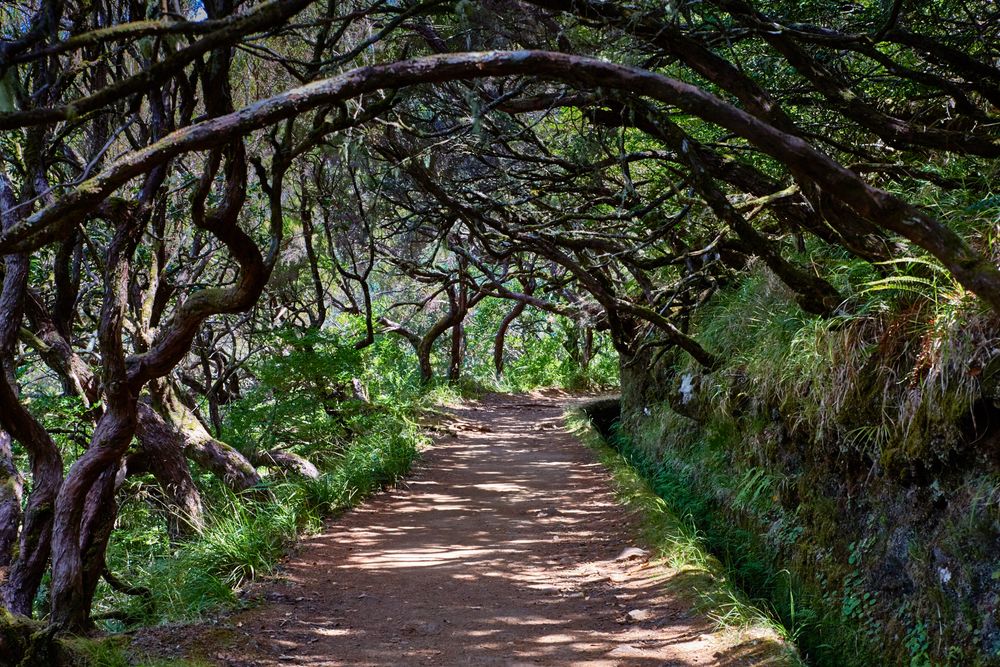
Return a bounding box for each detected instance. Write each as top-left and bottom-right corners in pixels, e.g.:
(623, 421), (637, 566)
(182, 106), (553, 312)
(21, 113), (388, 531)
(93, 327), (431, 630)
(98, 411), (424, 627)
(14, 307), (618, 664)
(82, 312), (613, 659)
(617, 245), (1000, 665)
(566, 407), (803, 667)
(610, 405), (872, 666)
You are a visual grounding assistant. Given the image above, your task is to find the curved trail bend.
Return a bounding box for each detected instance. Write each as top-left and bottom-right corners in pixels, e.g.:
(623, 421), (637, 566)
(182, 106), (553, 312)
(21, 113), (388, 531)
(143, 394), (781, 666)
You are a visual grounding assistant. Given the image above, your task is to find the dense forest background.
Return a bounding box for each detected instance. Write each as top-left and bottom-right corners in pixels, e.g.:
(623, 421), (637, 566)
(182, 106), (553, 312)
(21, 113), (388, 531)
(1, 0), (999, 664)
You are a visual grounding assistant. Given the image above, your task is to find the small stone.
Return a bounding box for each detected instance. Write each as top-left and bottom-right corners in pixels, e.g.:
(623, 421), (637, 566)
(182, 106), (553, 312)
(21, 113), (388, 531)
(626, 608), (653, 622)
(614, 547), (649, 561)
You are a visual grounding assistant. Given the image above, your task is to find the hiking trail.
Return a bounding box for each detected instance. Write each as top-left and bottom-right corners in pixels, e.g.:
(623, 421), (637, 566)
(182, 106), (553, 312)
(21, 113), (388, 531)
(133, 394), (781, 666)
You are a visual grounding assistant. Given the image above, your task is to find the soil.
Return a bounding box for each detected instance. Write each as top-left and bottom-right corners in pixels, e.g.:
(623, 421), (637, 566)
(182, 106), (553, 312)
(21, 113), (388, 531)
(131, 393), (786, 666)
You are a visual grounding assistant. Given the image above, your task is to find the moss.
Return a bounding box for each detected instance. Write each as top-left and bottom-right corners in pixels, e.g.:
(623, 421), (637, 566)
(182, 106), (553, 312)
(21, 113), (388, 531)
(619, 365), (1000, 665)
(796, 485), (842, 549)
(607, 397), (881, 666)
(0, 610), (35, 665)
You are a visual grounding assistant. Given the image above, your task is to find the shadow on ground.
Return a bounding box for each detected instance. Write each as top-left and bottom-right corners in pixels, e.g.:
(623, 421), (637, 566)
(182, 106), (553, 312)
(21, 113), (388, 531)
(131, 395), (789, 667)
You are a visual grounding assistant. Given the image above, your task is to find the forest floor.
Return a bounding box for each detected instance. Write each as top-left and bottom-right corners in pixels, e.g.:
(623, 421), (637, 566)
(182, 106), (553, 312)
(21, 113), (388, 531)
(130, 392), (787, 666)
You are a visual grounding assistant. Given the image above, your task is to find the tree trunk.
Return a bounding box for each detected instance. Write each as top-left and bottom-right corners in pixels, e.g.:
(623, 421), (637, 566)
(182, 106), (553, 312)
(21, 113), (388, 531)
(78, 468), (119, 619)
(0, 378), (63, 617)
(136, 402), (206, 538)
(49, 407), (136, 630)
(300, 190), (327, 329)
(416, 285), (466, 385)
(23, 293), (206, 541)
(417, 344), (435, 386)
(50, 204), (144, 631)
(447, 321), (465, 384)
(0, 430), (22, 569)
(0, 177), (64, 617)
(152, 383), (265, 495)
(494, 301), (527, 376)
(250, 450), (320, 479)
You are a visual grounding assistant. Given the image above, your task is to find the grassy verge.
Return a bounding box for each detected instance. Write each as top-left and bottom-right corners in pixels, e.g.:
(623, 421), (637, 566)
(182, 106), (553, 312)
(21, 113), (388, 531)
(60, 408), (426, 667)
(98, 409), (425, 628)
(565, 406), (803, 667)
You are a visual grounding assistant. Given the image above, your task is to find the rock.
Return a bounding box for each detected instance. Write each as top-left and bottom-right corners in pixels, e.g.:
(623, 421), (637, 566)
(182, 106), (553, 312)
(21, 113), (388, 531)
(625, 608), (653, 622)
(614, 546), (649, 561)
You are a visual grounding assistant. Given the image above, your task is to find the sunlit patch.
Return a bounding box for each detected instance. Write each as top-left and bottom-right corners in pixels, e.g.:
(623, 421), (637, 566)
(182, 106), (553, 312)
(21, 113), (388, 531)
(314, 627), (353, 637)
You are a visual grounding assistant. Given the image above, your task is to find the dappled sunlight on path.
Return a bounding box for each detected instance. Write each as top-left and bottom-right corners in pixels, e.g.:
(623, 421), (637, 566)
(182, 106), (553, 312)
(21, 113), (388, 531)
(141, 395), (778, 666)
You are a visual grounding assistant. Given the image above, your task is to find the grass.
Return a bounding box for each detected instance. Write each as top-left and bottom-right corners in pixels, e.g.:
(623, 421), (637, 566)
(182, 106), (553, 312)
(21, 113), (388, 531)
(63, 635), (213, 667)
(59, 637), (132, 667)
(565, 406), (804, 666)
(689, 258), (990, 468)
(644, 258), (1000, 664)
(99, 409), (425, 628)
(613, 404), (878, 666)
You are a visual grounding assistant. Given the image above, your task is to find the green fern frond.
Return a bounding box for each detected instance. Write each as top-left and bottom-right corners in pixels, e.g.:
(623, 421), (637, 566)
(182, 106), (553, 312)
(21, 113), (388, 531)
(873, 257), (949, 275)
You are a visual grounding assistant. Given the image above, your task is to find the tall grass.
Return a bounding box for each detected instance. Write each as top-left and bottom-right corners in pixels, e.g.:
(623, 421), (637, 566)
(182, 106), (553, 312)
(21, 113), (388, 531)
(99, 409), (424, 626)
(616, 238), (1000, 664)
(604, 407), (872, 666)
(688, 256), (991, 468)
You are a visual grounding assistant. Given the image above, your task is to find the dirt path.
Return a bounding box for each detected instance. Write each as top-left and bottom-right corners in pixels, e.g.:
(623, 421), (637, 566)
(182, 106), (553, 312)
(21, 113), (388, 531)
(139, 394), (782, 666)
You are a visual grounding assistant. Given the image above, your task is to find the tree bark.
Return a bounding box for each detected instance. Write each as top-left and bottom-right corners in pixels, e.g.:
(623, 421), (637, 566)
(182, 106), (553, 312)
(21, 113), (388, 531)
(299, 189), (327, 329)
(152, 383), (265, 495)
(78, 468), (120, 620)
(135, 402), (206, 538)
(50, 199), (144, 631)
(250, 450), (319, 479)
(0, 177), (25, 572)
(0, 430), (22, 570)
(447, 322), (465, 384)
(0, 172), (64, 617)
(49, 408), (136, 630)
(495, 301), (527, 376)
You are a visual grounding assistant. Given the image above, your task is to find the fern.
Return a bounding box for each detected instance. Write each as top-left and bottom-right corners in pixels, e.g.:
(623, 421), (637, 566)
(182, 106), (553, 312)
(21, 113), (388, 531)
(862, 257), (964, 301)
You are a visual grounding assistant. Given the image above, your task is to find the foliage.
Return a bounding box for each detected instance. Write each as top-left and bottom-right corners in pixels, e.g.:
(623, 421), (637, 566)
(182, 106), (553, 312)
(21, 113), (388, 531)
(97, 332), (428, 627)
(2, 0), (999, 659)
(617, 244), (1000, 665)
(463, 299), (619, 392)
(94, 312), (603, 628)
(604, 407), (871, 666)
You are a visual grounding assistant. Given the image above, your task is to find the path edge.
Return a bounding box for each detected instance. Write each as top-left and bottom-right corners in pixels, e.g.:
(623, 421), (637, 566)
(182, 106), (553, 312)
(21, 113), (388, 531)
(565, 400), (803, 667)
